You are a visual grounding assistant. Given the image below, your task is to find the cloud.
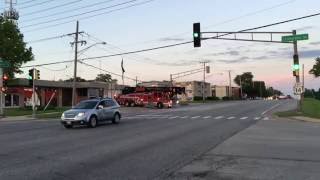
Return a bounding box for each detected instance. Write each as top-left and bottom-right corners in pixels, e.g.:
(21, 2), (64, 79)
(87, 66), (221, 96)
(217, 56), (249, 64)
(156, 60), (198, 66)
(300, 50), (320, 58)
(158, 37), (187, 42)
(310, 41), (320, 45)
(296, 26), (316, 31)
(208, 50), (240, 56)
(251, 56), (269, 60)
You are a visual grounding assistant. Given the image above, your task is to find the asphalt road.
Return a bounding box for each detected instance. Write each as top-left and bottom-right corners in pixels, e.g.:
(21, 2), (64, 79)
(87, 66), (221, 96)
(0, 100), (291, 180)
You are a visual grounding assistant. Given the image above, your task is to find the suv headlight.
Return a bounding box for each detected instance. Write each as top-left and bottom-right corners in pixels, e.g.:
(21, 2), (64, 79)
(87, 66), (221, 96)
(77, 112), (85, 117)
(61, 113), (65, 118)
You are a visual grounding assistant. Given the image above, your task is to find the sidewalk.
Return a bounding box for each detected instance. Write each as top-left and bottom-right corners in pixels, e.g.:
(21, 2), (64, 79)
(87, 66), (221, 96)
(0, 115), (36, 121)
(170, 118), (320, 180)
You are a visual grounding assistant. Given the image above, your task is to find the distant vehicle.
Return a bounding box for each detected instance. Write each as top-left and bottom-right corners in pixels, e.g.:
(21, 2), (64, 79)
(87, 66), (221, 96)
(61, 98), (121, 129)
(115, 86), (185, 109)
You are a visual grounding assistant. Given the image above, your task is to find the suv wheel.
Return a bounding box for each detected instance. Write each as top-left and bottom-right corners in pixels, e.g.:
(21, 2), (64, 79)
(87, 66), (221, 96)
(112, 113), (120, 124)
(88, 116), (98, 128)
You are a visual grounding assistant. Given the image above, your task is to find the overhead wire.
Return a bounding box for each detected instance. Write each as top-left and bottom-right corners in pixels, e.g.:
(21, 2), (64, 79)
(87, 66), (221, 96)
(21, 0), (140, 28)
(21, 0), (116, 21)
(20, 0), (83, 17)
(21, 12), (320, 68)
(19, 0), (55, 9)
(22, 0), (157, 32)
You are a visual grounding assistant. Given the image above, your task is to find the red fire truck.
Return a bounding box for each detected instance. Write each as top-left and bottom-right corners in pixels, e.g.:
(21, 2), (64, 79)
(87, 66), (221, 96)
(115, 86), (185, 109)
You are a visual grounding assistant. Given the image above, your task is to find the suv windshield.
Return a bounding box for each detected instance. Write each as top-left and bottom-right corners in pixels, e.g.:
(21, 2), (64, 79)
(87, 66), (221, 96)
(73, 101), (98, 109)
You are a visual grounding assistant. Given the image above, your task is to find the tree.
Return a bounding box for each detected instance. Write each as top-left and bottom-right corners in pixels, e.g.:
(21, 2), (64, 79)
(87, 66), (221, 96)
(0, 16), (34, 78)
(95, 73), (112, 82)
(65, 77), (86, 82)
(95, 73), (117, 83)
(234, 72), (255, 97)
(309, 57), (320, 77)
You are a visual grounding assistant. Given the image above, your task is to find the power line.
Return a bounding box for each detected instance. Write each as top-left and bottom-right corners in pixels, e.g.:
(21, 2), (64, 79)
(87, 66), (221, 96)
(21, 12), (320, 68)
(18, 0), (39, 6)
(21, 0), (116, 20)
(20, 0), (83, 17)
(22, 0), (156, 32)
(19, 0), (55, 9)
(79, 60), (141, 82)
(21, 0), (139, 28)
(26, 32), (81, 43)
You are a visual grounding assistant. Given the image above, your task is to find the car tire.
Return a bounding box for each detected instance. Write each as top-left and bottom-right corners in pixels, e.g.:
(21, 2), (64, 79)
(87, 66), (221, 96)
(88, 116), (98, 128)
(64, 124), (73, 129)
(112, 113), (121, 124)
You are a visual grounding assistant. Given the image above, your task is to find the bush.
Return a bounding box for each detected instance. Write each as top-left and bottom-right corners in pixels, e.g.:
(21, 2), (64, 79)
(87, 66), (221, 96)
(222, 96), (231, 101)
(193, 96), (203, 101)
(206, 96), (220, 101)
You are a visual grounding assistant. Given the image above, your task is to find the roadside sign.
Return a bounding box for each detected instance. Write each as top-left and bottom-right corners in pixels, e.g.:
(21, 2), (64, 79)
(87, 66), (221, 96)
(282, 34), (309, 42)
(293, 83), (304, 95)
(0, 58), (10, 68)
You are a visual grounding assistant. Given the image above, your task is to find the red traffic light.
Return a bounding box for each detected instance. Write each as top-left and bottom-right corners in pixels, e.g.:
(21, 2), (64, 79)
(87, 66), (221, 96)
(3, 74), (8, 80)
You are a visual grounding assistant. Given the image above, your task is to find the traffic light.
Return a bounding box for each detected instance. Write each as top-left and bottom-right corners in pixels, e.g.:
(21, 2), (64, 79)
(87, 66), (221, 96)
(193, 22), (201, 47)
(35, 69), (40, 80)
(293, 54), (299, 76)
(28, 68), (34, 86)
(3, 74), (8, 87)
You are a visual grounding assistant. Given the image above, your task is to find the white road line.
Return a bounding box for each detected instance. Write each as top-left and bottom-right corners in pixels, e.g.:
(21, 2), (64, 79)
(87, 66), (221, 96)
(261, 103), (281, 115)
(203, 116), (212, 119)
(191, 116), (201, 119)
(227, 117), (235, 120)
(240, 117), (248, 120)
(169, 116), (179, 119)
(254, 117), (261, 120)
(263, 117), (270, 121)
(180, 116), (188, 119)
(214, 116), (224, 119)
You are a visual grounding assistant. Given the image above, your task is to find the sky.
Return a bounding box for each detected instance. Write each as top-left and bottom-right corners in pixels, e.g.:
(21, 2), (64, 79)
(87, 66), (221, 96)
(1, 0), (320, 95)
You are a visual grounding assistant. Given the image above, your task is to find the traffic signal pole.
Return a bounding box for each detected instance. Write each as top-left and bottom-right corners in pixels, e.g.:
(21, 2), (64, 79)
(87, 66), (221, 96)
(292, 30), (302, 111)
(32, 67), (36, 118)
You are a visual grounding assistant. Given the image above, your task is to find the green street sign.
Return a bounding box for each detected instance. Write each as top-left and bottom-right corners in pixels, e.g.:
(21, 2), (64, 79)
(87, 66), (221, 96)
(0, 58), (10, 68)
(282, 34), (309, 42)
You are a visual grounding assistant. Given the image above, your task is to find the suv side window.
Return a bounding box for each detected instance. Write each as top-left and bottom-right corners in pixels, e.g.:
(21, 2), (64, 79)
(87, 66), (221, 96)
(98, 101), (108, 108)
(106, 100), (116, 107)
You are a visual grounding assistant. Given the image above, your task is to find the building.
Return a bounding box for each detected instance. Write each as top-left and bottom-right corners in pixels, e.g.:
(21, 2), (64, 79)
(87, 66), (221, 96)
(4, 78), (125, 108)
(211, 85), (241, 99)
(137, 81), (172, 87)
(175, 81), (211, 100)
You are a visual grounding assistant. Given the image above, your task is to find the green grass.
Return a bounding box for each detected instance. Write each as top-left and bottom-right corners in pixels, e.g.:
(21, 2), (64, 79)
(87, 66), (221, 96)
(276, 98), (320, 119)
(4, 107), (69, 117)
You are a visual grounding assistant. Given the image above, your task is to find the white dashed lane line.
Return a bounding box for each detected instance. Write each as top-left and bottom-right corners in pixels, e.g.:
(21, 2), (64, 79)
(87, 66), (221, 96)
(203, 116), (212, 119)
(169, 116), (179, 119)
(180, 116), (188, 119)
(254, 117), (261, 120)
(240, 117), (248, 120)
(227, 117), (235, 120)
(214, 116), (224, 119)
(191, 116), (201, 119)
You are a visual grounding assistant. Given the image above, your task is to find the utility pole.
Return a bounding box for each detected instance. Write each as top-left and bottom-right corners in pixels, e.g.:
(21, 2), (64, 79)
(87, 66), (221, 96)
(170, 74), (173, 87)
(32, 67), (36, 118)
(302, 64), (305, 105)
(71, 21), (86, 107)
(200, 61), (209, 103)
(293, 30), (302, 111)
(228, 70), (232, 98)
(0, 68), (3, 116)
(136, 76), (138, 87)
(239, 77), (243, 99)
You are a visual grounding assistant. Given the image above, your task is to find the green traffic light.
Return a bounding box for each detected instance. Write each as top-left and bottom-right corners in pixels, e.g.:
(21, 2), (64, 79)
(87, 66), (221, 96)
(27, 75), (32, 80)
(193, 33), (199, 38)
(293, 64), (299, 70)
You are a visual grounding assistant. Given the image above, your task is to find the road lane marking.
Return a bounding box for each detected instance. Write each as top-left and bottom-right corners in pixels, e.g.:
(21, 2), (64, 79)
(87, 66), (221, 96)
(240, 117), (248, 120)
(180, 116), (188, 119)
(261, 103), (281, 115)
(203, 116), (212, 119)
(227, 116), (235, 120)
(263, 117), (270, 120)
(169, 116), (179, 119)
(191, 116), (201, 119)
(214, 116), (224, 119)
(254, 117), (261, 120)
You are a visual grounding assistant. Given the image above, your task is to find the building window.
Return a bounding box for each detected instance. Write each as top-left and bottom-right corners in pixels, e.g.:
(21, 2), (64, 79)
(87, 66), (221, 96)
(5, 94), (20, 107)
(78, 88), (88, 97)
